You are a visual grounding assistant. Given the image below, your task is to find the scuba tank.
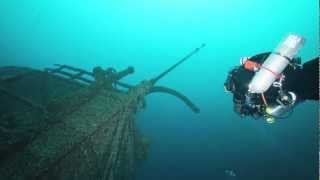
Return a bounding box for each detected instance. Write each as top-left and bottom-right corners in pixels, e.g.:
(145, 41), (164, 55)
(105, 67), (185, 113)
(248, 34), (305, 93)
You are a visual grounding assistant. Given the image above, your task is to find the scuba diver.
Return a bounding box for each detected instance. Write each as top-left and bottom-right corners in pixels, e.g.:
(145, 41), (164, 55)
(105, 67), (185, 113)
(224, 34), (319, 123)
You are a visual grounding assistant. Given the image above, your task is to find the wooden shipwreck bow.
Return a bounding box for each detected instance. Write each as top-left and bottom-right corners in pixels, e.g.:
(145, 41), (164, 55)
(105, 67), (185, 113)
(0, 45), (205, 180)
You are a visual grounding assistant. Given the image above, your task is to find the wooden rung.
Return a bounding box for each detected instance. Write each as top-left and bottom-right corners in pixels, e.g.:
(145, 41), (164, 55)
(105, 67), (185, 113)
(70, 72), (84, 80)
(54, 64), (93, 76)
(55, 71), (94, 84)
(45, 66), (65, 74)
(45, 65), (133, 88)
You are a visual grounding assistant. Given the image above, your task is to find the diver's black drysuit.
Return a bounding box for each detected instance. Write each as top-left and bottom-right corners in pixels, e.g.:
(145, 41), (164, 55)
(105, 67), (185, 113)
(287, 56), (319, 100)
(250, 52), (319, 101)
(225, 52), (319, 117)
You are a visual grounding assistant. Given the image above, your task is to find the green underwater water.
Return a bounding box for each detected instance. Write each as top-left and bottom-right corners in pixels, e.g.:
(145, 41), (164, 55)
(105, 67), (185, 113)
(0, 0), (318, 179)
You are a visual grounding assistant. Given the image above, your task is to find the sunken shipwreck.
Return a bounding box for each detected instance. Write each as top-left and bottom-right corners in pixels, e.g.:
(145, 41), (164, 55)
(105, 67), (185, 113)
(0, 45), (205, 180)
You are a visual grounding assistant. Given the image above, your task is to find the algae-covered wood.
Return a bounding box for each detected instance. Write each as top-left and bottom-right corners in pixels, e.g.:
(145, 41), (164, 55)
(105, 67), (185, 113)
(0, 45), (203, 180)
(0, 66), (146, 180)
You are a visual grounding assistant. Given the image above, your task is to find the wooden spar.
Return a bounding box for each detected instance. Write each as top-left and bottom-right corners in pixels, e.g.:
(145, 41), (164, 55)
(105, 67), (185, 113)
(151, 44), (206, 84)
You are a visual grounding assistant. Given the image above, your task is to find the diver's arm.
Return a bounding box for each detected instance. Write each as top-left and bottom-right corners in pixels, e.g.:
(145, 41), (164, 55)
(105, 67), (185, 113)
(300, 57), (319, 100)
(291, 58), (319, 101)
